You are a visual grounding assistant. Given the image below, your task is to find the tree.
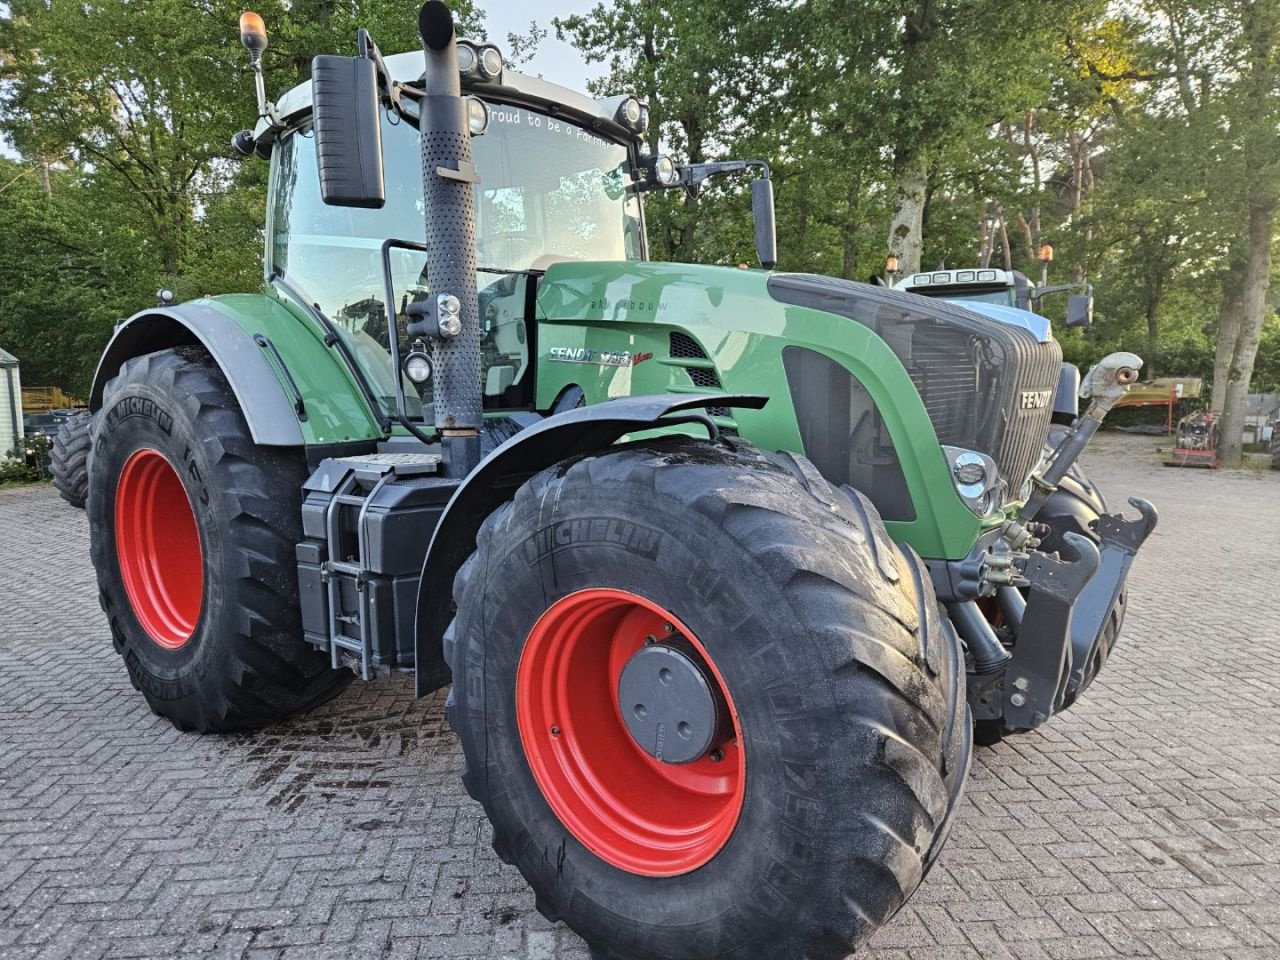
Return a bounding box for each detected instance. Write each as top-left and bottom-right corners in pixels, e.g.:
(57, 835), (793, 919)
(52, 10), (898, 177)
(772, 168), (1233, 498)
(0, 0), (477, 395)
(1137, 0), (1280, 461)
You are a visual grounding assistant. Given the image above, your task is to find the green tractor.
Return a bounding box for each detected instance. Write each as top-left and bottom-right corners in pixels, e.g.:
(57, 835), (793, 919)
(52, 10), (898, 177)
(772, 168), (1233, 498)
(84, 5), (1156, 958)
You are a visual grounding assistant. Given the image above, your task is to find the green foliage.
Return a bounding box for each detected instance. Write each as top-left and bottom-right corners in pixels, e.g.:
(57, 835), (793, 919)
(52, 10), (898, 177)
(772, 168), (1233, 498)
(0, 434), (52, 485)
(0, 0), (478, 396)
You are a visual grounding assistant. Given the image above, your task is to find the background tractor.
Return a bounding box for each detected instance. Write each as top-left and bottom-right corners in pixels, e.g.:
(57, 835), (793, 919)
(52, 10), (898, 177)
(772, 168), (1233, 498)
(82, 5), (1155, 958)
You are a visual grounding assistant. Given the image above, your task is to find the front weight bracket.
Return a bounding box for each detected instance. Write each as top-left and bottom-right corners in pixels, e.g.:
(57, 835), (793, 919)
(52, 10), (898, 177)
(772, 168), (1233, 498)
(1003, 532), (1099, 731)
(1064, 497), (1158, 699)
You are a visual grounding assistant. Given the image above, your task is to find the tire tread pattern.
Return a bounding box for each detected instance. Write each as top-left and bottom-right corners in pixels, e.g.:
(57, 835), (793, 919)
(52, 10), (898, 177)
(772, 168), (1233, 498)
(89, 348), (350, 732)
(51, 411), (93, 509)
(446, 437), (971, 960)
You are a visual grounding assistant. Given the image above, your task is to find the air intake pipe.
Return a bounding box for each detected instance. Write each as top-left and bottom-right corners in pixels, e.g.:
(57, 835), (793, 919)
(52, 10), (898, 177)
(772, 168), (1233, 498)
(417, 1), (482, 475)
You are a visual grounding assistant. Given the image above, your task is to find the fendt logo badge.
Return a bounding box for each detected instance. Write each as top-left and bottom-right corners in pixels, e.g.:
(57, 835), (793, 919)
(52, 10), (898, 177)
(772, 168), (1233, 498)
(548, 346), (636, 367)
(1020, 389), (1054, 410)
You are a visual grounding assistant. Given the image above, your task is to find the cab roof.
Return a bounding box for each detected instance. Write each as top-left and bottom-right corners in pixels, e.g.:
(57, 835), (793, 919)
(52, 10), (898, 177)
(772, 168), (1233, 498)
(895, 268), (1022, 290)
(255, 48), (638, 144)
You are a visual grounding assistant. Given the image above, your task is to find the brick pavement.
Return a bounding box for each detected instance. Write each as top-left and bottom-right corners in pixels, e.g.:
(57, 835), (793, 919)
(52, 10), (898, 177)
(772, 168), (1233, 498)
(0, 431), (1277, 960)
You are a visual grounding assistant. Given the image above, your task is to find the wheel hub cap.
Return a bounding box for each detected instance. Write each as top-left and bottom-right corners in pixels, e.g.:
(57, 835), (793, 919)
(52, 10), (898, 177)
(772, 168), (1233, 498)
(617, 642), (722, 764)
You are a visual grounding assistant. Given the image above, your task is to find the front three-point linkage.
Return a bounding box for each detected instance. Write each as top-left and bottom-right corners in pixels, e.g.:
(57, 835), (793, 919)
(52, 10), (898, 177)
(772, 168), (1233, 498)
(991, 352), (1159, 732)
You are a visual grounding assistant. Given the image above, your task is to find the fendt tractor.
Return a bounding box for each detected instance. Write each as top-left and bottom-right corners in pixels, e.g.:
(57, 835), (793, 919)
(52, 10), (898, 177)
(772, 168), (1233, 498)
(81, 5), (1156, 958)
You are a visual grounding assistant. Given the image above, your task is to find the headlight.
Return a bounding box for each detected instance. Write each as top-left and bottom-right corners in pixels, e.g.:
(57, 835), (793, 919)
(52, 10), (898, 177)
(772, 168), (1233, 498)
(478, 45), (503, 80)
(457, 41), (478, 76)
(615, 96), (648, 134)
(466, 96), (489, 136)
(404, 345), (433, 384)
(942, 445), (1003, 517)
(619, 97), (642, 124)
(642, 153), (679, 187)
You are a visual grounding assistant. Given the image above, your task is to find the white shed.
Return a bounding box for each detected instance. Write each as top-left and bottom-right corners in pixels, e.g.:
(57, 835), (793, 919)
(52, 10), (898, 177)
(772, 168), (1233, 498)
(0, 347), (23, 458)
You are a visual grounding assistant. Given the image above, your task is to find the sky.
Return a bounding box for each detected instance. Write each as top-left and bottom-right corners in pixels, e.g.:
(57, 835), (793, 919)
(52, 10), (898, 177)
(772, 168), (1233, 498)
(480, 0), (605, 91)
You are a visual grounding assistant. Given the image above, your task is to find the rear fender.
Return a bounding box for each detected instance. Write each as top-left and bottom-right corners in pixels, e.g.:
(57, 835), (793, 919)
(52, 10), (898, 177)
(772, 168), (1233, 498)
(90, 297), (386, 446)
(414, 393), (768, 696)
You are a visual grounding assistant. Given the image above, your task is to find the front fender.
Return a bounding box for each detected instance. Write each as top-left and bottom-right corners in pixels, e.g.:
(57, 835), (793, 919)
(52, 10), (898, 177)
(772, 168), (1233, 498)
(90, 296), (386, 446)
(413, 392), (768, 696)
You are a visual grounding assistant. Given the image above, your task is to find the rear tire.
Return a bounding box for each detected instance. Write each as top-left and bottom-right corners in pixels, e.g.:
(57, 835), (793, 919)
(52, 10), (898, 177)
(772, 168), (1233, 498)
(51, 411), (92, 509)
(445, 438), (971, 960)
(88, 347), (350, 732)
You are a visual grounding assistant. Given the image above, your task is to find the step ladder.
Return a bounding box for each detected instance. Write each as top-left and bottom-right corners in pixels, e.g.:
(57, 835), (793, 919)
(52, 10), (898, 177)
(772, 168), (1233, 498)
(319, 452), (441, 679)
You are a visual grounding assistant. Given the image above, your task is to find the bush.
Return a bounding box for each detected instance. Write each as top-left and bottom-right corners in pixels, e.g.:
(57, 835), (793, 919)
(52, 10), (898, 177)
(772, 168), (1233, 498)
(0, 435), (53, 485)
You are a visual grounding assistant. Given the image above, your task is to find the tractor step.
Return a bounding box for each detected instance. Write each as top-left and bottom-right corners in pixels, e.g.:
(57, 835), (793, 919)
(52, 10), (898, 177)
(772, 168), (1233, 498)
(296, 451), (460, 679)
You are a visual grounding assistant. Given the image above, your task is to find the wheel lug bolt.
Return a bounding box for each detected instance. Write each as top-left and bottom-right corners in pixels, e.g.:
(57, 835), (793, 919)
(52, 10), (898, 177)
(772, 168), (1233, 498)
(709, 748), (724, 763)
(664, 622), (675, 633)
(643, 635), (656, 645)
(550, 725), (561, 736)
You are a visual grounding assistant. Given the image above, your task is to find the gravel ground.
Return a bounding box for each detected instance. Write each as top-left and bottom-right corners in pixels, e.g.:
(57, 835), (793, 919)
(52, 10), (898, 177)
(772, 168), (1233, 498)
(1, 430), (1277, 960)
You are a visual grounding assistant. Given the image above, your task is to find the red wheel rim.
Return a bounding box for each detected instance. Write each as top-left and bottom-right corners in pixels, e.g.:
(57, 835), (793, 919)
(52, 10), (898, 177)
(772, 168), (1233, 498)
(516, 588), (746, 877)
(115, 449), (204, 649)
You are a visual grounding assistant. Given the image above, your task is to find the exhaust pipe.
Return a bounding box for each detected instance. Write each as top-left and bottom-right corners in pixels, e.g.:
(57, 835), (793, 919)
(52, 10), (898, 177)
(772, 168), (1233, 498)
(417, 1), (482, 475)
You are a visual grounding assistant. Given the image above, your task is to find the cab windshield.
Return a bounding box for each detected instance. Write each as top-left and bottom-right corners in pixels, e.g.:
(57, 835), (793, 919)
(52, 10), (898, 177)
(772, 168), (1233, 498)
(269, 104), (645, 416)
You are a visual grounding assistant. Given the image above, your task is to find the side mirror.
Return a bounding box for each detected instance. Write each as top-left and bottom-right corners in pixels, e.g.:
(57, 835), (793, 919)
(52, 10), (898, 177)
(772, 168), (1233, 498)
(1066, 292), (1094, 328)
(751, 177), (777, 271)
(311, 55), (385, 208)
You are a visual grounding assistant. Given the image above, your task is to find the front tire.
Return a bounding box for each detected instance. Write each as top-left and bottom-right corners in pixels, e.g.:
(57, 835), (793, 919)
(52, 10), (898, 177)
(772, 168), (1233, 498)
(446, 438), (971, 960)
(88, 347), (350, 732)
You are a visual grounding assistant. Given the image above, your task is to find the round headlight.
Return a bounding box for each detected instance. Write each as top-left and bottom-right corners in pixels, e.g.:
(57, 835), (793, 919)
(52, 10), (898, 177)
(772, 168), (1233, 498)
(619, 97), (643, 126)
(404, 350), (433, 384)
(457, 42), (478, 76)
(438, 314), (462, 338)
(943, 445), (1001, 517)
(953, 457), (987, 489)
(466, 96), (489, 136)
(654, 155), (678, 186)
(478, 45), (503, 80)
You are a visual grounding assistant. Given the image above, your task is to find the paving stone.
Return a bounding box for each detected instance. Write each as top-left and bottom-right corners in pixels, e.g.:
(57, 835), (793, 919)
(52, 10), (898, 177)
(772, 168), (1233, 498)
(1, 432), (1277, 959)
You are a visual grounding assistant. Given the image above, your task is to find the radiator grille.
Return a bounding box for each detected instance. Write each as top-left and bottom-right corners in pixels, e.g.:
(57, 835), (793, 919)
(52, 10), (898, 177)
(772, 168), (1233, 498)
(768, 274), (1061, 500)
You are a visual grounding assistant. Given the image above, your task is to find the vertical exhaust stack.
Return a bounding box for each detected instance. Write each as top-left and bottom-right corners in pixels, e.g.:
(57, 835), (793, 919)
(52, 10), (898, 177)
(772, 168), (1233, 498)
(418, 1), (482, 475)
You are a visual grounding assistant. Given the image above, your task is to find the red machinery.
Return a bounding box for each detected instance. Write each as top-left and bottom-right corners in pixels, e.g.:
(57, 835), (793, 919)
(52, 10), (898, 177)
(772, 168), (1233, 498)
(1165, 411), (1221, 468)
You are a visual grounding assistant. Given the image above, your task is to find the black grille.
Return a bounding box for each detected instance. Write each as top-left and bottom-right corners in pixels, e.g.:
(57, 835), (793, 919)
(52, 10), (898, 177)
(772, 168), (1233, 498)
(670, 331), (706, 359)
(687, 367), (722, 388)
(768, 274), (1061, 499)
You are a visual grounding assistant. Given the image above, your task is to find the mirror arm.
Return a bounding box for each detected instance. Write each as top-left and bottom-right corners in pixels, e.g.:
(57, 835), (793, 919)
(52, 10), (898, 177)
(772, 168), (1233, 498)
(675, 159), (771, 189)
(1032, 281), (1091, 301)
(357, 28), (414, 121)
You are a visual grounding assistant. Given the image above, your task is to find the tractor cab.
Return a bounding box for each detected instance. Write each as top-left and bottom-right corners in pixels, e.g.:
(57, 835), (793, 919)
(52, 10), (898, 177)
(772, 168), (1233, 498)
(894, 266), (1094, 328)
(256, 51), (654, 423)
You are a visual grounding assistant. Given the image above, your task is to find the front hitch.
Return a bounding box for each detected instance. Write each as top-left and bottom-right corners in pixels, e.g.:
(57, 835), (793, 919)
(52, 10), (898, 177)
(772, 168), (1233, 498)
(1063, 497), (1158, 699)
(971, 496), (1158, 734)
(1019, 351), (1142, 524)
(1002, 532), (1099, 730)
